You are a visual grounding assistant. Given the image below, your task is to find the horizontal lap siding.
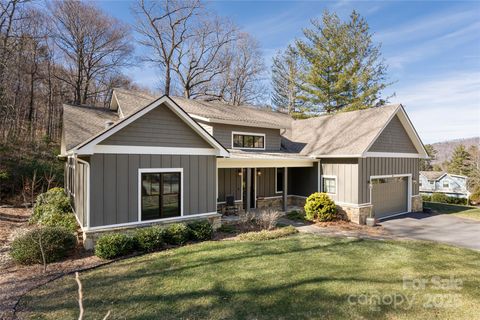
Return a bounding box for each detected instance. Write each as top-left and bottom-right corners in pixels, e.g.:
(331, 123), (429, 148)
(100, 105), (211, 148)
(217, 168), (242, 202)
(320, 159), (358, 204)
(208, 123), (282, 151)
(89, 154), (216, 227)
(358, 157), (419, 204)
(369, 115), (418, 153)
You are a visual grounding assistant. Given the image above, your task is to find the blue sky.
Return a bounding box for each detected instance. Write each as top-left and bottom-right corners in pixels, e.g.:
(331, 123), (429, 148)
(97, 0), (480, 144)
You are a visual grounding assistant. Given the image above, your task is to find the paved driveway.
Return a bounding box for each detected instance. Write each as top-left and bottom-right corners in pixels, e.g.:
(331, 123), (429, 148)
(380, 212), (480, 251)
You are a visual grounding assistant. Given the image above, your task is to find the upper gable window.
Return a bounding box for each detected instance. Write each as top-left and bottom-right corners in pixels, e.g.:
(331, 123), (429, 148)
(232, 132), (265, 150)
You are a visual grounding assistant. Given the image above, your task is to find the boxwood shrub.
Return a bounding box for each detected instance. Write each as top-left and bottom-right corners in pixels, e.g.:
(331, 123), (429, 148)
(10, 227), (76, 265)
(162, 223), (189, 245)
(187, 220), (213, 241)
(134, 226), (165, 252)
(304, 192), (338, 222)
(95, 233), (136, 259)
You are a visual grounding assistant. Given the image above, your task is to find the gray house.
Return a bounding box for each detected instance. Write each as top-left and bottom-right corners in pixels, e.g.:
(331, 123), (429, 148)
(61, 89), (428, 247)
(419, 171), (469, 198)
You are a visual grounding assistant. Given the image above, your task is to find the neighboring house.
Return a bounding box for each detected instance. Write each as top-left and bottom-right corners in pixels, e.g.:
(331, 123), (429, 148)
(61, 88), (428, 248)
(419, 171), (469, 198)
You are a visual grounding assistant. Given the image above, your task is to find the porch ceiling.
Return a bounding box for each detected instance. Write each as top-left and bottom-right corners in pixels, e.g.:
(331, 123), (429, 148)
(218, 149), (316, 168)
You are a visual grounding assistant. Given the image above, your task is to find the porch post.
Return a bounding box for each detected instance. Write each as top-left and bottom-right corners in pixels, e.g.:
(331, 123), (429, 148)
(283, 167), (288, 212)
(246, 168), (251, 211)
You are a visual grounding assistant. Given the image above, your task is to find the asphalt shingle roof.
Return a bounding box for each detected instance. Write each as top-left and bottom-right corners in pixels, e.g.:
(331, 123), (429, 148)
(420, 171), (445, 180)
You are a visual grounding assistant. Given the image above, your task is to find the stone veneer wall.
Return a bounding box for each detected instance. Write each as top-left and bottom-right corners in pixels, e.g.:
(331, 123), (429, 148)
(82, 214), (222, 250)
(411, 195), (423, 212)
(337, 204), (373, 225)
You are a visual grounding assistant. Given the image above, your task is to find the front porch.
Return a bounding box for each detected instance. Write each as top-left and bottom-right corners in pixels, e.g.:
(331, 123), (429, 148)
(216, 150), (320, 215)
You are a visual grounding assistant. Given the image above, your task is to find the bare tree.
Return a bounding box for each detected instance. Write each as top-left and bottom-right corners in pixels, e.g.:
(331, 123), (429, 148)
(171, 14), (237, 99)
(208, 33), (267, 105)
(134, 0), (201, 95)
(49, 0), (133, 105)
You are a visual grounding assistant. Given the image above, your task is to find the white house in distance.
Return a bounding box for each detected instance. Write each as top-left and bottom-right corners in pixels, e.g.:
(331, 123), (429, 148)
(419, 171), (469, 198)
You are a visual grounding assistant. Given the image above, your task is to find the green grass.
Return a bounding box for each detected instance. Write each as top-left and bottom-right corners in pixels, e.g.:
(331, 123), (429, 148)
(237, 226), (298, 241)
(17, 234), (480, 320)
(425, 201), (480, 221)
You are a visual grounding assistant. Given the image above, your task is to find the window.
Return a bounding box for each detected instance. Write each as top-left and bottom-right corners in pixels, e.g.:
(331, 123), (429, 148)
(322, 176), (336, 194)
(275, 168), (284, 193)
(443, 181), (449, 188)
(140, 170), (181, 221)
(232, 132), (265, 149)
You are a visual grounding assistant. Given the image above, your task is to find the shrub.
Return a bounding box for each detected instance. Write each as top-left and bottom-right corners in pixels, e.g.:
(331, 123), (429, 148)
(255, 209), (280, 230)
(286, 210), (307, 222)
(421, 194), (431, 202)
(445, 197), (468, 205)
(35, 205), (78, 233)
(470, 191), (480, 205)
(304, 192), (338, 222)
(237, 226), (298, 241)
(187, 220), (213, 241)
(134, 226), (165, 252)
(10, 227), (76, 265)
(31, 188), (71, 223)
(162, 223), (189, 245)
(431, 192), (448, 203)
(95, 233), (136, 259)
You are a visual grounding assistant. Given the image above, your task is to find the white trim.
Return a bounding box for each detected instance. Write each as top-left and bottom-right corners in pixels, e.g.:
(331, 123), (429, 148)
(93, 145), (218, 155)
(217, 158), (315, 168)
(363, 152), (421, 158)
(312, 154), (363, 158)
(76, 157), (90, 229)
(335, 201), (372, 208)
(259, 196), (283, 200)
(253, 168), (257, 209)
(275, 167), (284, 194)
(377, 211), (409, 221)
(317, 160), (321, 192)
(369, 173), (412, 213)
(85, 212), (220, 232)
(321, 175), (337, 195)
(231, 131), (266, 151)
(138, 168), (184, 222)
(73, 96), (229, 157)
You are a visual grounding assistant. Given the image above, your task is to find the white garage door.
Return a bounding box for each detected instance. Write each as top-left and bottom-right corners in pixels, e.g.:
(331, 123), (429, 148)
(371, 177), (408, 219)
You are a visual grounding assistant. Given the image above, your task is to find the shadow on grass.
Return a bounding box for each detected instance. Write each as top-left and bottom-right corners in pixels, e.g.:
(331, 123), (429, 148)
(424, 202), (477, 214)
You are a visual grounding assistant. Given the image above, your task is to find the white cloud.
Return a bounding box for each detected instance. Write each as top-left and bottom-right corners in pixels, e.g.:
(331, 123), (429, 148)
(392, 72), (480, 143)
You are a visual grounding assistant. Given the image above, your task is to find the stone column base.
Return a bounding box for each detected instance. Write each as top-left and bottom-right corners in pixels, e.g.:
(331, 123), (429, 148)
(337, 204), (373, 225)
(411, 195), (423, 212)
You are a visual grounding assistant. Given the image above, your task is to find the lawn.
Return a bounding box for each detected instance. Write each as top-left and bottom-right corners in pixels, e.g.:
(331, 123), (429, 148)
(425, 201), (480, 221)
(17, 234), (480, 320)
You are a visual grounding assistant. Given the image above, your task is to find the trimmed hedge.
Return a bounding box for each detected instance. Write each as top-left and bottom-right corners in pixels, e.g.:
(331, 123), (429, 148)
(95, 233), (136, 259)
(428, 192), (468, 205)
(10, 227), (76, 265)
(162, 223), (189, 245)
(304, 192), (338, 222)
(187, 221), (213, 241)
(134, 226), (165, 252)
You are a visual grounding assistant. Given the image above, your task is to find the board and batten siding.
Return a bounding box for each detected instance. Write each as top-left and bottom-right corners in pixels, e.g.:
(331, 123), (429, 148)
(368, 115), (417, 153)
(203, 122), (282, 151)
(256, 168), (277, 197)
(89, 154), (216, 227)
(217, 168), (242, 202)
(320, 158), (359, 204)
(73, 160), (88, 227)
(288, 166), (318, 197)
(358, 157), (419, 204)
(100, 105), (211, 148)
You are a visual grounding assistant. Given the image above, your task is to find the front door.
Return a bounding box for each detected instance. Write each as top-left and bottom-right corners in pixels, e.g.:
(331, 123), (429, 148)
(242, 168), (256, 211)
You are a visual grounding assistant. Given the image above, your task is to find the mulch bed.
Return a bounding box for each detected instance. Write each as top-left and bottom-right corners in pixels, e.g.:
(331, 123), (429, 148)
(315, 220), (388, 236)
(0, 207), (105, 320)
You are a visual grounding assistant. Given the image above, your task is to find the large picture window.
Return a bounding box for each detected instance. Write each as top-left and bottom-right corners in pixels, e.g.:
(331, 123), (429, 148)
(322, 176), (337, 194)
(140, 170), (181, 221)
(232, 132), (265, 149)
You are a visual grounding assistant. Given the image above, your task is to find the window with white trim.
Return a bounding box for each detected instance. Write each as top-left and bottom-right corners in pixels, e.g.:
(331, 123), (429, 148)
(322, 176), (336, 194)
(232, 132), (265, 149)
(275, 168), (284, 193)
(443, 181), (449, 188)
(140, 171), (181, 220)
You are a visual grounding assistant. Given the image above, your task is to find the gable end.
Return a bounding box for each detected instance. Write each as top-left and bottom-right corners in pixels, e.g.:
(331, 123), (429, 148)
(368, 115), (417, 154)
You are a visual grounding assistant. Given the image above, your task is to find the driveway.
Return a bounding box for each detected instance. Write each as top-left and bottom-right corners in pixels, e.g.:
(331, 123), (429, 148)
(380, 212), (480, 251)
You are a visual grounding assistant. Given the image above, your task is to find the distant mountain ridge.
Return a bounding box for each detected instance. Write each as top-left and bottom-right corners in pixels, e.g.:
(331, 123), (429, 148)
(430, 137), (479, 164)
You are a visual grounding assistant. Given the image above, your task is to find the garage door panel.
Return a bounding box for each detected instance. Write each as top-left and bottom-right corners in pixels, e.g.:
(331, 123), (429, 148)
(372, 177), (408, 219)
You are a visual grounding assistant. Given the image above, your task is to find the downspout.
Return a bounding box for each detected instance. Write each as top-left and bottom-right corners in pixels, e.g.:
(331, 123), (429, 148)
(76, 156), (90, 231)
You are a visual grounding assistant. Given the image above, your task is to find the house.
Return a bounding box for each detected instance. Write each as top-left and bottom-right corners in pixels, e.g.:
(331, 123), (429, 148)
(61, 88), (428, 248)
(419, 171), (469, 198)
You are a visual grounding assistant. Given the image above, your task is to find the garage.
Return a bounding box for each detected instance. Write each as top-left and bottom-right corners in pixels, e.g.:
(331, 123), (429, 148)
(371, 176), (409, 219)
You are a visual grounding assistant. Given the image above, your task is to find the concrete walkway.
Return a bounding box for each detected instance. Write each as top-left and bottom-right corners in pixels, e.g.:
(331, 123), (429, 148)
(380, 212), (480, 251)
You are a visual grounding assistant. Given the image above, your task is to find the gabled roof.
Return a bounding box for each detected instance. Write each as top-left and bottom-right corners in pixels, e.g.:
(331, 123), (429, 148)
(64, 96), (229, 157)
(111, 88), (292, 129)
(420, 171), (468, 181)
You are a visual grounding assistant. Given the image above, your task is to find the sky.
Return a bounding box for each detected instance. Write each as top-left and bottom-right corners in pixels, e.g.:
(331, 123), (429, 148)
(97, 0), (480, 144)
